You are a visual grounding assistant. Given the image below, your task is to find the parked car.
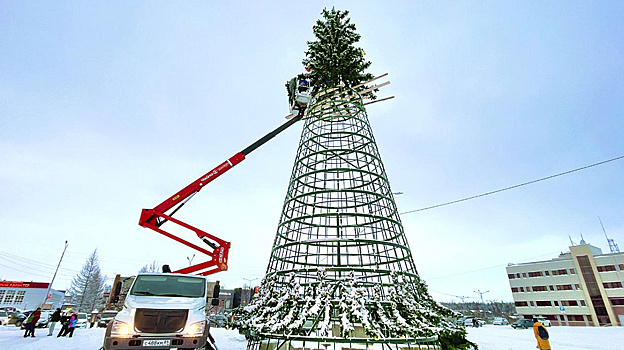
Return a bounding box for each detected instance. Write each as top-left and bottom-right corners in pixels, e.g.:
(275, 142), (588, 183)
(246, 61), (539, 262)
(463, 317), (484, 327)
(36, 310), (53, 328)
(97, 310), (119, 328)
(208, 314), (228, 328)
(535, 316), (551, 327)
(0, 310), (9, 325)
(512, 318), (534, 329)
(76, 312), (89, 329)
(8, 312), (27, 327)
(492, 317), (509, 325)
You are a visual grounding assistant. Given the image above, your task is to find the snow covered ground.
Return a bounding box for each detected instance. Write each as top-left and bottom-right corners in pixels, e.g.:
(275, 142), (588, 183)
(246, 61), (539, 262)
(0, 324), (620, 349)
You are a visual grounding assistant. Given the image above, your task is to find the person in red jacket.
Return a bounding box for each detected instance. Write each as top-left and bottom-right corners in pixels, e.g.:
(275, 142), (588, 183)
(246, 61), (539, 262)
(23, 308), (42, 338)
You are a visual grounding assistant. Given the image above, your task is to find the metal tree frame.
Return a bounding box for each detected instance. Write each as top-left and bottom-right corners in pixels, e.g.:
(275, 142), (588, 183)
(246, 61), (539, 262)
(248, 86), (440, 350)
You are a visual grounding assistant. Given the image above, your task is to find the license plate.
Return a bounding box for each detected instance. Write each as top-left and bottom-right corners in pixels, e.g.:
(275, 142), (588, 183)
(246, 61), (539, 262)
(143, 339), (171, 347)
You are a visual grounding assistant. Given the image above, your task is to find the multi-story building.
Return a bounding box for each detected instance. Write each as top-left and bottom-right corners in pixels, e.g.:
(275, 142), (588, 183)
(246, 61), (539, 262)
(0, 281), (65, 310)
(506, 240), (624, 326)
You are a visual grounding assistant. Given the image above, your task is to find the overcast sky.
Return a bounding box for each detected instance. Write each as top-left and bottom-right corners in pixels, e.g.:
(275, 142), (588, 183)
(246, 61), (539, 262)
(1, 1), (623, 303)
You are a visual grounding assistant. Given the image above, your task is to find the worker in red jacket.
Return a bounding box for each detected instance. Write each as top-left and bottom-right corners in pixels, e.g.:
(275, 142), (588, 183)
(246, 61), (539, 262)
(23, 308), (42, 338)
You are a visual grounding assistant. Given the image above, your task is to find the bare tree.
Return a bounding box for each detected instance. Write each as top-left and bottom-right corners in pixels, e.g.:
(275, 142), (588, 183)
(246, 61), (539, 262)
(68, 249), (105, 313)
(138, 261), (160, 273)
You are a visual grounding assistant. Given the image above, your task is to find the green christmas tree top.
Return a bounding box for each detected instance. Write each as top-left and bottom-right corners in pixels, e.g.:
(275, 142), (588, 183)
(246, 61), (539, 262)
(303, 8), (374, 91)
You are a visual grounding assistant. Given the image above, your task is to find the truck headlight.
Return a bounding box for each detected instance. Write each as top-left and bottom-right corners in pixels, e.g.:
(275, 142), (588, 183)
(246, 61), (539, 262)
(185, 321), (205, 336)
(111, 320), (132, 336)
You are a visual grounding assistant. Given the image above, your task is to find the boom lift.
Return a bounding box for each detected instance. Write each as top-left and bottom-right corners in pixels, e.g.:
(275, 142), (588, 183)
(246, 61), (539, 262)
(139, 80), (312, 276)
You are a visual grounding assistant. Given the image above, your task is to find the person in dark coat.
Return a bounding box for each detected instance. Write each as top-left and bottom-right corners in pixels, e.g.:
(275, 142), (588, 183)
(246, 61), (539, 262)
(48, 308), (62, 336)
(57, 310), (72, 337)
(23, 308), (41, 338)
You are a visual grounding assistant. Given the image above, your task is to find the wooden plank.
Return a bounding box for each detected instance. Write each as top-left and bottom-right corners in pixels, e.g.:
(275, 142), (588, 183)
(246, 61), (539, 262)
(358, 81), (390, 95)
(363, 95), (395, 106)
(352, 73), (389, 90)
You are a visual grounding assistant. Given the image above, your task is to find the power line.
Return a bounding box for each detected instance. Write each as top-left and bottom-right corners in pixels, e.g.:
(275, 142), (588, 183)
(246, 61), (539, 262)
(401, 154), (624, 215)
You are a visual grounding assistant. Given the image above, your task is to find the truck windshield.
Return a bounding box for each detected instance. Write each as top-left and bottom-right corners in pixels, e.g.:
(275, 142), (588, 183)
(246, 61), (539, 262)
(130, 275), (205, 298)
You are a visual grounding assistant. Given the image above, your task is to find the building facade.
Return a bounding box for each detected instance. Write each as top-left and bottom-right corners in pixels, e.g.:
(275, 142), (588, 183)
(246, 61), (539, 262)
(507, 241), (624, 326)
(0, 281), (65, 311)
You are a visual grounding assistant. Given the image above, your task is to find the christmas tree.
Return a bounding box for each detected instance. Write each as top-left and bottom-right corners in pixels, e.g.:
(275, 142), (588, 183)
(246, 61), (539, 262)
(235, 8), (475, 350)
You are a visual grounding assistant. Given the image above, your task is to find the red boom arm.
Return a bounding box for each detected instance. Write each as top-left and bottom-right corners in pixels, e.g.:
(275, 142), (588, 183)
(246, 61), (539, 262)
(139, 113), (303, 276)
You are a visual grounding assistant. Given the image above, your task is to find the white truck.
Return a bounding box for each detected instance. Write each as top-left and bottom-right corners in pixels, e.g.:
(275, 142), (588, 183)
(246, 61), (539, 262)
(103, 273), (218, 350)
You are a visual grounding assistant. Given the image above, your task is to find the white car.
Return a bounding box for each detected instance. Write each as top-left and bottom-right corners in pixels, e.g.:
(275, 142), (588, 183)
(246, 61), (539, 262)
(535, 316), (551, 327)
(0, 310), (8, 325)
(492, 317), (509, 325)
(76, 312), (89, 329)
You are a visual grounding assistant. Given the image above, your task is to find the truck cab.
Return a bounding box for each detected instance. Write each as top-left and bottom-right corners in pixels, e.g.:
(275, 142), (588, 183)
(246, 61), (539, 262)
(103, 273), (217, 350)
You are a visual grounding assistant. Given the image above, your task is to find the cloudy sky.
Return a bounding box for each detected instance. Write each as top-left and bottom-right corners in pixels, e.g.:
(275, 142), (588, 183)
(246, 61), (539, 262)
(1, 1), (623, 303)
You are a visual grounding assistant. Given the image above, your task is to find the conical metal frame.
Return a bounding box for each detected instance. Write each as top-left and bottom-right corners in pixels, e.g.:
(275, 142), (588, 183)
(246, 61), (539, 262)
(247, 88), (441, 349)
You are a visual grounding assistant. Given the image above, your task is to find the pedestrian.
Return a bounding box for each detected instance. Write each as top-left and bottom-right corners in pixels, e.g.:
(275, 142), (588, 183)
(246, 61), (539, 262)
(65, 310), (78, 338)
(23, 307), (41, 338)
(48, 308), (62, 336)
(57, 309), (71, 337)
(533, 318), (551, 350)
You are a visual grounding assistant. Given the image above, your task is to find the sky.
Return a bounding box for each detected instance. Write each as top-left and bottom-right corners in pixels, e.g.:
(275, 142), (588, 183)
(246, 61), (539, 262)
(1, 1), (623, 303)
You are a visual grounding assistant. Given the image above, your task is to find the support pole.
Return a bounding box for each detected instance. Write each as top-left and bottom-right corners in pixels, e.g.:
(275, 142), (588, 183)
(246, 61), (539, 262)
(43, 240), (68, 308)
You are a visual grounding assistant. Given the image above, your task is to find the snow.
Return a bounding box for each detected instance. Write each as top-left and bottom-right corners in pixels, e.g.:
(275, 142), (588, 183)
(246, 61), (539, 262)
(1, 324), (621, 349)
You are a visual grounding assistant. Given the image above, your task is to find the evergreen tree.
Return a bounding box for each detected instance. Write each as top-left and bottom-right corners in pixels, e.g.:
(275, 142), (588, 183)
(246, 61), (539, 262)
(68, 249), (105, 313)
(303, 8), (373, 91)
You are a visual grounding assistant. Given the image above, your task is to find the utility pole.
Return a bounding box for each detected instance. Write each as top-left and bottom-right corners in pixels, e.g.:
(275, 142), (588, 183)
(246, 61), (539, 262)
(474, 290), (489, 315)
(243, 277), (258, 305)
(43, 240), (68, 308)
(455, 295), (470, 303)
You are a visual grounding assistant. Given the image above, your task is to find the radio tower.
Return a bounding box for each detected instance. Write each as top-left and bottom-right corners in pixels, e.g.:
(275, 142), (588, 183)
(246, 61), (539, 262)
(233, 8), (472, 350)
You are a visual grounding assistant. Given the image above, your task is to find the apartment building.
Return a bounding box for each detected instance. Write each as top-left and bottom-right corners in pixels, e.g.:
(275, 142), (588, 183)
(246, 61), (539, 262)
(506, 240), (624, 326)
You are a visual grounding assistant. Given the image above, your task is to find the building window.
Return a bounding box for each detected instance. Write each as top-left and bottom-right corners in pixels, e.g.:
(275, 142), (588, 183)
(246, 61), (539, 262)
(587, 315), (592, 322)
(13, 291), (25, 304)
(0, 290), (5, 303)
(568, 315), (584, 321)
(536, 301), (552, 306)
(553, 300), (559, 306)
(548, 285), (554, 291)
(610, 298), (624, 306)
(3, 290), (16, 304)
(556, 284), (573, 291)
(580, 300), (586, 306)
(570, 268), (575, 274)
(515, 301), (528, 307)
(619, 264), (624, 271)
(528, 271), (543, 278)
(511, 287), (519, 293)
(508, 273), (516, 279)
(522, 273), (527, 278)
(596, 265), (616, 272)
(552, 269), (568, 276)
(561, 300), (578, 306)
(545, 270), (550, 276)
(516, 273), (521, 278)
(529, 301), (535, 306)
(532, 286), (547, 292)
(603, 282), (623, 289)
(575, 284), (581, 290)
(519, 287), (525, 292)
